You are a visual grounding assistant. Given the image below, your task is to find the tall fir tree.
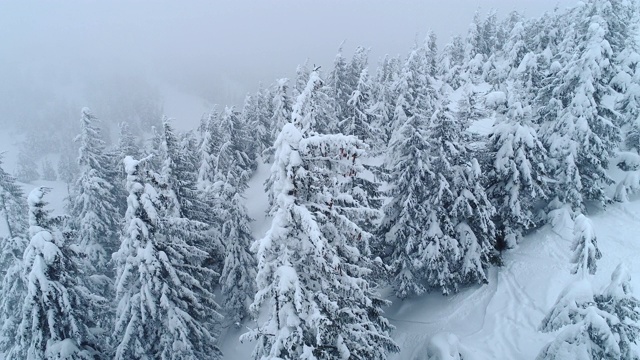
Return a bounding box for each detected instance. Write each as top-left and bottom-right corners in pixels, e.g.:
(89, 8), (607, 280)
(265, 78), (293, 162)
(68, 108), (121, 279)
(379, 111), (439, 297)
(113, 156), (222, 360)
(10, 187), (103, 359)
(540, 2), (621, 210)
(216, 107), (255, 178)
(197, 108), (221, 189)
(243, 71), (399, 359)
(0, 155), (28, 354)
(487, 90), (548, 248)
(538, 264), (640, 360)
(431, 101), (496, 287)
(218, 180), (256, 326)
(339, 68), (381, 147)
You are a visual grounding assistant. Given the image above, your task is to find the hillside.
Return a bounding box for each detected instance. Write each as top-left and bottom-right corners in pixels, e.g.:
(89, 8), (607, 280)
(209, 160), (640, 360)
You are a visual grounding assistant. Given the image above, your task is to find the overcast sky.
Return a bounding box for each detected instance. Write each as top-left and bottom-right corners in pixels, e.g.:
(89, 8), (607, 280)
(0, 0), (576, 126)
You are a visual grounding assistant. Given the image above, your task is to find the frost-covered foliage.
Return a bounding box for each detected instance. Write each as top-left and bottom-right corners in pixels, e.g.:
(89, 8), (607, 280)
(329, 45), (353, 123)
(538, 264), (640, 360)
(10, 187), (103, 360)
(217, 181), (256, 325)
(439, 35), (466, 90)
(381, 95), (496, 296)
(160, 120), (210, 223)
(488, 91), (548, 247)
(0, 155), (28, 354)
(265, 78), (292, 161)
(379, 113), (437, 297)
(431, 101), (496, 285)
(539, 1), (621, 210)
(0, 155), (27, 241)
(197, 108), (221, 188)
(243, 71), (399, 359)
(570, 214), (602, 278)
(216, 106), (255, 178)
(340, 68), (383, 148)
(68, 108), (121, 277)
(370, 55), (400, 144)
(113, 156), (222, 360)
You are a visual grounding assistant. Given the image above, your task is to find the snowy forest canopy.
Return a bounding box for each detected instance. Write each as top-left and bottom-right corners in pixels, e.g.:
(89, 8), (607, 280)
(2, 0), (640, 359)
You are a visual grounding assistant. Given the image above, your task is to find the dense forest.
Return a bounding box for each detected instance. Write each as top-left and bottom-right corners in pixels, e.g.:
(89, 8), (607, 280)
(2, 0), (640, 359)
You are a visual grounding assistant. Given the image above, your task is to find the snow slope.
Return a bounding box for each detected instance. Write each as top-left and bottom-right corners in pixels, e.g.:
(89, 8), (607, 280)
(4, 151), (639, 360)
(230, 164), (640, 360)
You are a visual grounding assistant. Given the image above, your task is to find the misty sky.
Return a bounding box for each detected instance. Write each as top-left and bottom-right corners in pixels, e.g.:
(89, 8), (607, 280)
(0, 0), (576, 128)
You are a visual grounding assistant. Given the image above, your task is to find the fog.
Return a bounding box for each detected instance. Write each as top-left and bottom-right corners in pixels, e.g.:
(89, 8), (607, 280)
(0, 0), (575, 132)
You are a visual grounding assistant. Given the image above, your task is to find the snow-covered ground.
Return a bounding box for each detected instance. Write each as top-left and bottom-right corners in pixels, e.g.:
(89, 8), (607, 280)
(385, 199), (640, 359)
(7, 149), (640, 360)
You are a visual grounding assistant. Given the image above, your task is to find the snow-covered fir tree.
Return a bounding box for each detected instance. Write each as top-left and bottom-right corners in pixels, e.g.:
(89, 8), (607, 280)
(116, 121), (141, 161)
(160, 120), (207, 221)
(160, 120), (224, 278)
(58, 150), (79, 195)
(10, 187), (103, 359)
(293, 59), (310, 100)
(439, 35), (466, 90)
(379, 110), (442, 297)
(595, 263), (640, 360)
(339, 68), (381, 147)
(243, 71), (399, 359)
(570, 214), (602, 278)
(147, 124), (165, 172)
(112, 121), (141, 215)
(217, 179), (256, 326)
(540, 1), (621, 210)
(113, 156), (222, 360)
(538, 263), (640, 360)
(348, 46), (369, 90)
(241, 87), (272, 163)
(488, 90), (548, 248)
(0, 155), (28, 355)
(68, 108), (121, 279)
(369, 54), (399, 145)
(537, 278), (621, 360)
(0, 155), (26, 242)
(390, 47), (437, 135)
(329, 45), (352, 123)
(197, 108), (221, 189)
(431, 101), (496, 287)
(265, 78), (292, 161)
(216, 106), (255, 177)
